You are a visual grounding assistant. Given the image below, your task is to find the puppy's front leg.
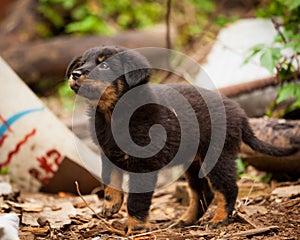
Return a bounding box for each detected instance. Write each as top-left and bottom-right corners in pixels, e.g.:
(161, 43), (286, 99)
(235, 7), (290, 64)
(103, 168), (124, 217)
(126, 173), (157, 235)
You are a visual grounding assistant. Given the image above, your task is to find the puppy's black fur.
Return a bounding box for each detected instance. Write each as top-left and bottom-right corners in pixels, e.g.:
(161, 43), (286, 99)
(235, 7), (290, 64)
(66, 46), (298, 234)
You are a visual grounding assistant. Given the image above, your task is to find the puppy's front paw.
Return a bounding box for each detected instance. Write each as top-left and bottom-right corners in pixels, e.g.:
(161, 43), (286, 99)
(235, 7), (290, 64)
(208, 218), (229, 229)
(170, 219), (193, 228)
(171, 209), (198, 228)
(127, 216), (150, 236)
(102, 187), (124, 218)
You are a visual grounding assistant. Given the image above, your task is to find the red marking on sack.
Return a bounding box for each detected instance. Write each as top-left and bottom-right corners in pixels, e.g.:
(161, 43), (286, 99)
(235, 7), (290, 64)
(29, 168), (40, 179)
(36, 156), (55, 174)
(0, 134), (8, 147)
(30, 149), (62, 184)
(0, 114), (12, 132)
(0, 129), (36, 168)
(46, 149), (62, 166)
(37, 149), (62, 174)
(29, 168), (49, 184)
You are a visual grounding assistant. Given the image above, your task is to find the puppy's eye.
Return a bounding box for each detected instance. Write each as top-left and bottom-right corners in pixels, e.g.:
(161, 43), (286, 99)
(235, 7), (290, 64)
(99, 62), (110, 70)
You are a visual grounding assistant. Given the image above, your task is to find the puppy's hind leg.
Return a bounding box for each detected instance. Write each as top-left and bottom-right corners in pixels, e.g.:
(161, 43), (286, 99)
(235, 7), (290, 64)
(176, 161), (214, 227)
(207, 153), (238, 227)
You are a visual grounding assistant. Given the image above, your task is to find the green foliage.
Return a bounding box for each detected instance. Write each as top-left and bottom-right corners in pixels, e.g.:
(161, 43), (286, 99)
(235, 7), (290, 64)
(214, 14), (239, 28)
(235, 158), (272, 183)
(0, 166), (9, 175)
(37, 0), (237, 46)
(174, 0), (238, 45)
(58, 81), (73, 97)
(189, 0), (215, 12)
(260, 172), (273, 183)
(103, 1), (164, 30)
(235, 157), (247, 176)
(57, 81), (75, 110)
(276, 83), (300, 111)
(245, 0), (300, 115)
(37, 0), (164, 36)
(245, 45), (281, 73)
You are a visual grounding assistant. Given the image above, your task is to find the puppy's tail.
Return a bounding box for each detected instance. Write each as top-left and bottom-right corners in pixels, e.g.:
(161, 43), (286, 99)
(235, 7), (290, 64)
(242, 118), (298, 156)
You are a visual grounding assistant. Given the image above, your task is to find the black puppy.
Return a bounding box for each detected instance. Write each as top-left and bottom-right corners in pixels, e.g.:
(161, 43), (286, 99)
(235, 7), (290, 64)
(66, 46), (297, 235)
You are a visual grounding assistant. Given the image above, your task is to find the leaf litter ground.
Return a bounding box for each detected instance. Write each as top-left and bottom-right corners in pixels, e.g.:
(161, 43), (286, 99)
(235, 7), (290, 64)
(1, 178), (299, 239)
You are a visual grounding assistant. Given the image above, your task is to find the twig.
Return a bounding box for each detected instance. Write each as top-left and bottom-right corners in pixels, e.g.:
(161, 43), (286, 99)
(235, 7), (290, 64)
(292, 53), (300, 82)
(223, 225), (279, 238)
(242, 178), (255, 207)
(271, 18), (287, 44)
(236, 212), (258, 228)
(166, 0), (172, 50)
(280, 197), (300, 208)
(163, 0), (173, 80)
(75, 181), (102, 219)
(128, 220), (183, 239)
(271, 17), (300, 83)
(74, 181), (125, 236)
(69, 230), (79, 240)
(128, 228), (168, 239)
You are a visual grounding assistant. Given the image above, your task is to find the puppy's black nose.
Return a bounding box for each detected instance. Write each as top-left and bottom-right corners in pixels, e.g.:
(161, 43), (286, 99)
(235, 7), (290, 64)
(71, 70), (82, 81)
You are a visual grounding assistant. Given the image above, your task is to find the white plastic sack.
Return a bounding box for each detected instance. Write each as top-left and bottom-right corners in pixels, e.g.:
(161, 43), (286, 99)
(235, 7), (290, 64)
(0, 57), (101, 192)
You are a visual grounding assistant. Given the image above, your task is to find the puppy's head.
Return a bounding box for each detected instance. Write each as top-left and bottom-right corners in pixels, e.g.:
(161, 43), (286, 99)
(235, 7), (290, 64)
(66, 46), (151, 111)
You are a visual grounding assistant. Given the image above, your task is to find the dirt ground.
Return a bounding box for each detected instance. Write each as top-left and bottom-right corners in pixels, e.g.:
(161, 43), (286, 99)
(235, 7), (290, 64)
(1, 177), (299, 240)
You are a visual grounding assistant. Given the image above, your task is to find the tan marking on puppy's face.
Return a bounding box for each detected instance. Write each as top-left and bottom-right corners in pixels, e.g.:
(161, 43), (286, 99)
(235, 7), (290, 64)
(75, 79), (119, 113)
(74, 79), (108, 98)
(117, 80), (124, 93)
(98, 84), (118, 111)
(97, 56), (106, 62)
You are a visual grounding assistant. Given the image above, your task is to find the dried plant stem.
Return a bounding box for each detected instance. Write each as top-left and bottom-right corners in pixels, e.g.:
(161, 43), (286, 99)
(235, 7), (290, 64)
(74, 181), (125, 236)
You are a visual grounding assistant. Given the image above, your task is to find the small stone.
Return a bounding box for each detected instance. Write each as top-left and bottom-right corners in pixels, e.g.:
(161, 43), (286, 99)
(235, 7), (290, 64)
(37, 216), (49, 227)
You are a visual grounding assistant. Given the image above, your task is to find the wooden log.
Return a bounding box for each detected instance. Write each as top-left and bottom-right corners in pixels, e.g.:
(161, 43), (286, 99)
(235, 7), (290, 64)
(2, 25), (173, 85)
(219, 77), (279, 98)
(241, 117), (300, 173)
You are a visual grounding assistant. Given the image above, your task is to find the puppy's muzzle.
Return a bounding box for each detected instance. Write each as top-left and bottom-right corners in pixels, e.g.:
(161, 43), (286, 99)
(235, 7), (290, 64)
(69, 70), (85, 92)
(71, 70), (83, 81)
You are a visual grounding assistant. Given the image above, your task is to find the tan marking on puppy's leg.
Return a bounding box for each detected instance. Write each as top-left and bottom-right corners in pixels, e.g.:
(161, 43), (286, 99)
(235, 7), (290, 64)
(103, 169), (124, 217)
(210, 191), (228, 224)
(127, 215), (150, 235)
(178, 188), (199, 226)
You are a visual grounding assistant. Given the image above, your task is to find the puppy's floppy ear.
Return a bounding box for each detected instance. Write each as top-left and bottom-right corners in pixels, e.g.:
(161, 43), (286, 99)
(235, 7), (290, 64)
(66, 55), (82, 79)
(121, 50), (151, 87)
